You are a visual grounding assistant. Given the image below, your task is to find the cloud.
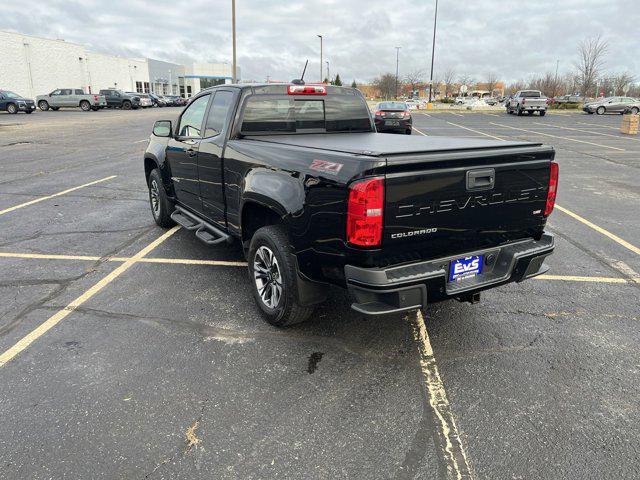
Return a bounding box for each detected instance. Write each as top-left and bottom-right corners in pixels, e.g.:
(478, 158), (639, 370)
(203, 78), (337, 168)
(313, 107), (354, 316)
(3, 0), (639, 84)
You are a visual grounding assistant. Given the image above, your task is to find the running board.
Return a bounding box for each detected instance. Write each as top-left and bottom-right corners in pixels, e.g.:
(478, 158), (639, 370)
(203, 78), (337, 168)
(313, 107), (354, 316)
(171, 207), (232, 246)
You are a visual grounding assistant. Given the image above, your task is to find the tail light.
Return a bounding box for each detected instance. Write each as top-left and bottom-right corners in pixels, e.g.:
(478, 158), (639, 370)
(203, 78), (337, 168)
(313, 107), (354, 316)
(287, 85), (327, 95)
(347, 177), (384, 247)
(544, 161), (559, 216)
(403, 110), (411, 118)
(374, 110), (384, 117)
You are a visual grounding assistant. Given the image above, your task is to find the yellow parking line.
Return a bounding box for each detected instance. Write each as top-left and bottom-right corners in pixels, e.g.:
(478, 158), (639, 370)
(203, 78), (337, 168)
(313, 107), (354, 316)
(412, 126), (428, 136)
(556, 205), (640, 256)
(0, 251), (247, 267)
(0, 250), (635, 283)
(0, 226), (180, 368)
(533, 122), (640, 142)
(0, 176), (117, 216)
(410, 310), (473, 479)
(446, 122), (505, 141)
(489, 122), (625, 151)
(535, 275), (629, 283)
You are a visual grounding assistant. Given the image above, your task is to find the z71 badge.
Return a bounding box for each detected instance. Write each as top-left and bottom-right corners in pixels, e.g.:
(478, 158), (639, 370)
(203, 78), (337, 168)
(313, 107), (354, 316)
(310, 159), (343, 175)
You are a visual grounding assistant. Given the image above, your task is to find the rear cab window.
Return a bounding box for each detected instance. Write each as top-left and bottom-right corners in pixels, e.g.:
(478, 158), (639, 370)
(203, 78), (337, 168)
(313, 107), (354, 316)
(239, 85), (372, 135)
(520, 91), (542, 98)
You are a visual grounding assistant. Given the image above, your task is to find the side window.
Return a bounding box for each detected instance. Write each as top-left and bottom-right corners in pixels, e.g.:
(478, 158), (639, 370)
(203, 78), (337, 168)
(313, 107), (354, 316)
(204, 91), (234, 137)
(178, 95), (210, 138)
(51, 90), (61, 96)
(61, 89), (72, 95)
(75, 89), (84, 95)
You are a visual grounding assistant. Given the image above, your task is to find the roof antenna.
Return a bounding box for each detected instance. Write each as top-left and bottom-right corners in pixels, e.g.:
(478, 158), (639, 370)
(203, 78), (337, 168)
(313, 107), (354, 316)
(291, 60), (308, 85)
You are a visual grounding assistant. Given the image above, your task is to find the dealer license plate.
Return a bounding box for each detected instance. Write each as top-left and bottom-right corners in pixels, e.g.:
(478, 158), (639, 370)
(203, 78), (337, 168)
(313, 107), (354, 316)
(449, 255), (483, 282)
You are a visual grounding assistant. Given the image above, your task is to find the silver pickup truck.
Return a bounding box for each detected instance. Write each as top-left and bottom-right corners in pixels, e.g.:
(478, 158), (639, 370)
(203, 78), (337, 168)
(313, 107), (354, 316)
(36, 89), (107, 112)
(506, 90), (547, 116)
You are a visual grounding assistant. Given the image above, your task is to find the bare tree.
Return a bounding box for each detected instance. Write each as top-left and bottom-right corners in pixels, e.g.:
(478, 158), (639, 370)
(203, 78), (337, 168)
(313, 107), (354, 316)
(575, 34), (608, 97)
(506, 80), (526, 95)
(485, 73), (499, 97)
(457, 74), (474, 95)
(373, 73), (400, 99)
(442, 68), (456, 97)
(404, 69), (424, 96)
(611, 72), (635, 95)
(529, 72), (562, 97)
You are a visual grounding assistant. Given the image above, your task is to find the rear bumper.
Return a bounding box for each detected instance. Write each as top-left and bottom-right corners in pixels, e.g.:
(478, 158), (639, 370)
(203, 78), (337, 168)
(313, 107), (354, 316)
(344, 234), (554, 315)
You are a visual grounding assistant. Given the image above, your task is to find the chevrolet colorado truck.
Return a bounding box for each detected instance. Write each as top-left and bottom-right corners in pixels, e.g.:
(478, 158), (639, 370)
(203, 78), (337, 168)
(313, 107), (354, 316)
(506, 90), (548, 116)
(144, 83), (558, 326)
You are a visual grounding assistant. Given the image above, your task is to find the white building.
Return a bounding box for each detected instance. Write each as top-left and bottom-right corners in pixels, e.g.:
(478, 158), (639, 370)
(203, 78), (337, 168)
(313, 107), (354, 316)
(0, 30), (240, 99)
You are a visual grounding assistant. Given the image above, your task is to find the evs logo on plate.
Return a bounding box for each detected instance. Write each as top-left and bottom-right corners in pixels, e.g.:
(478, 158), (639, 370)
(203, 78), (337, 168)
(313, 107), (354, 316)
(449, 255), (483, 282)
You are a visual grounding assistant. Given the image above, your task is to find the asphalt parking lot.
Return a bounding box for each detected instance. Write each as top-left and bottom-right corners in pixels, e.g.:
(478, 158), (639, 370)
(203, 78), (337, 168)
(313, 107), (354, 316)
(1, 107), (639, 479)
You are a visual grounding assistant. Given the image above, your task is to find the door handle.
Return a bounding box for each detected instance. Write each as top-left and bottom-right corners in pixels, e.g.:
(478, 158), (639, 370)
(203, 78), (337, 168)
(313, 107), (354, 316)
(187, 149), (197, 157)
(466, 168), (495, 191)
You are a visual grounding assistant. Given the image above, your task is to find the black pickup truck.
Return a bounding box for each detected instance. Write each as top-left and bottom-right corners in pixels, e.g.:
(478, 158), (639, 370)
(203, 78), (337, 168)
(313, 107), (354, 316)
(144, 83), (558, 326)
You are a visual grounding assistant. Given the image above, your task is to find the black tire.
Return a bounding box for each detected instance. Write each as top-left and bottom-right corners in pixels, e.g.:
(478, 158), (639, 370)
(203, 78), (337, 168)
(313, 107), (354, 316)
(91, 107), (99, 111)
(539, 110), (546, 116)
(122, 100), (132, 110)
(80, 100), (91, 111)
(630, 107), (639, 115)
(6, 103), (17, 114)
(406, 128), (412, 135)
(25, 110), (32, 114)
(596, 106), (605, 115)
(148, 169), (174, 228)
(38, 100), (50, 111)
(248, 225), (314, 327)
(517, 107), (523, 116)
(51, 107), (60, 111)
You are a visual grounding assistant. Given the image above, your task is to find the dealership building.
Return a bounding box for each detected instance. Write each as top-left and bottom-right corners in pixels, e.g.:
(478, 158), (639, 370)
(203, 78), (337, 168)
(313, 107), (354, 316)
(0, 30), (240, 99)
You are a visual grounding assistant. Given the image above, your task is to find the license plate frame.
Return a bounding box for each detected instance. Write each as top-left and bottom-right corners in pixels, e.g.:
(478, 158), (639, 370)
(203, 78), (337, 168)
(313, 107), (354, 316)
(385, 120), (400, 126)
(449, 255), (483, 282)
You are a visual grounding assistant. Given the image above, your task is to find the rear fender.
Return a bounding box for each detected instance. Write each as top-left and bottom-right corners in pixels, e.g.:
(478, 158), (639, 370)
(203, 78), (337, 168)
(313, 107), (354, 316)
(241, 168), (305, 221)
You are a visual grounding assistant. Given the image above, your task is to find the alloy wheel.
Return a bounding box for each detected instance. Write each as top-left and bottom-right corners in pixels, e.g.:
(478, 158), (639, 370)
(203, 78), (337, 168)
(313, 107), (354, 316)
(253, 246), (282, 309)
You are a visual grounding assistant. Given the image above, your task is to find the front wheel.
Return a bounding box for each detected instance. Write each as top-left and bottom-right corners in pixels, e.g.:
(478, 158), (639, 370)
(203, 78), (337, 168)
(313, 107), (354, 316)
(248, 225), (314, 327)
(122, 101), (132, 110)
(148, 169), (174, 227)
(629, 107), (639, 115)
(596, 106), (605, 115)
(6, 103), (17, 114)
(517, 107), (523, 116)
(38, 100), (50, 111)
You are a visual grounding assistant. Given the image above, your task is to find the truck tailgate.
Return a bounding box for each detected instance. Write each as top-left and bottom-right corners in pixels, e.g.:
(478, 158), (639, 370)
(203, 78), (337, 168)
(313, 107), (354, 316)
(383, 145), (554, 261)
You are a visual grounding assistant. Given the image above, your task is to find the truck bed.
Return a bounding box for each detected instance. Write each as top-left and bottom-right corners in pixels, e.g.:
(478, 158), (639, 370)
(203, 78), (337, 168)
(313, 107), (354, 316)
(244, 132), (539, 157)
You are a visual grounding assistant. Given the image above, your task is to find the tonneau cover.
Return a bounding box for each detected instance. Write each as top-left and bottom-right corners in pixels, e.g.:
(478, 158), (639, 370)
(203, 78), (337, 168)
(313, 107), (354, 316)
(243, 132), (540, 157)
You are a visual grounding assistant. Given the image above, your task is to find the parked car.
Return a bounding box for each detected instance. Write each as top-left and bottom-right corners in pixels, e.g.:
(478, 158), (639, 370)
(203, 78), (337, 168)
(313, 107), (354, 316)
(484, 97), (498, 106)
(149, 93), (166, 107)
(127, 92), (153, 108)
(623, 101), (640, 115)
(0, 90), (36, 114)
(373, 101), (412, 134)
(506, 90), (547, 116)
(143, 82), (557, 326)
(582, 96), (638, 115)
(163, 95), (187, 106)
(36, 88), (106, 112)
(99, 89), (141, 110)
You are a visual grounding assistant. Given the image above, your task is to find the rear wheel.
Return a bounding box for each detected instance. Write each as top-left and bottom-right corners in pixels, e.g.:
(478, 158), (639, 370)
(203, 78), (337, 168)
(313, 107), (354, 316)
(6, 103), (17, 114)
(51, 107), (60, 111)
(539, 110), (546, 116)
(248, 225), (314, 327)
(38, 100), (50, 111)
(122, 100), (132, 110)
(630, 107), (639, 115)
(517, 107), (523, 116)
(596, 106), (605, 115)
(406, 128), (412, 135)
(148, 169), (174, 227)
(80, 100), (91, 111)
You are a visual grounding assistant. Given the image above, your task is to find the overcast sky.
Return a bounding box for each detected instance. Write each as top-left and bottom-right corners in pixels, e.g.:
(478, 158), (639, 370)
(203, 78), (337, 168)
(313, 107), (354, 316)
(3, 0), (639, 84)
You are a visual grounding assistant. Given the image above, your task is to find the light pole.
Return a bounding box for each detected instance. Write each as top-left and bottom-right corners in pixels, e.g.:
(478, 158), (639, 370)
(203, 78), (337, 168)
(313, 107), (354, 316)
(317, 34), (323, 82)
(326, 61), (330, 84)
(168, 69), (172, 95)
(395, 46), (401, 99)
(428, 0), (438, 103)
(232, 0), (237, 83)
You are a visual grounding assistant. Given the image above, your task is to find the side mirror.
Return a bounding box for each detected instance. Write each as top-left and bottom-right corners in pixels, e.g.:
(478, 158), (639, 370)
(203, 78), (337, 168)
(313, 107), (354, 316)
(153, 120), (172, 137)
